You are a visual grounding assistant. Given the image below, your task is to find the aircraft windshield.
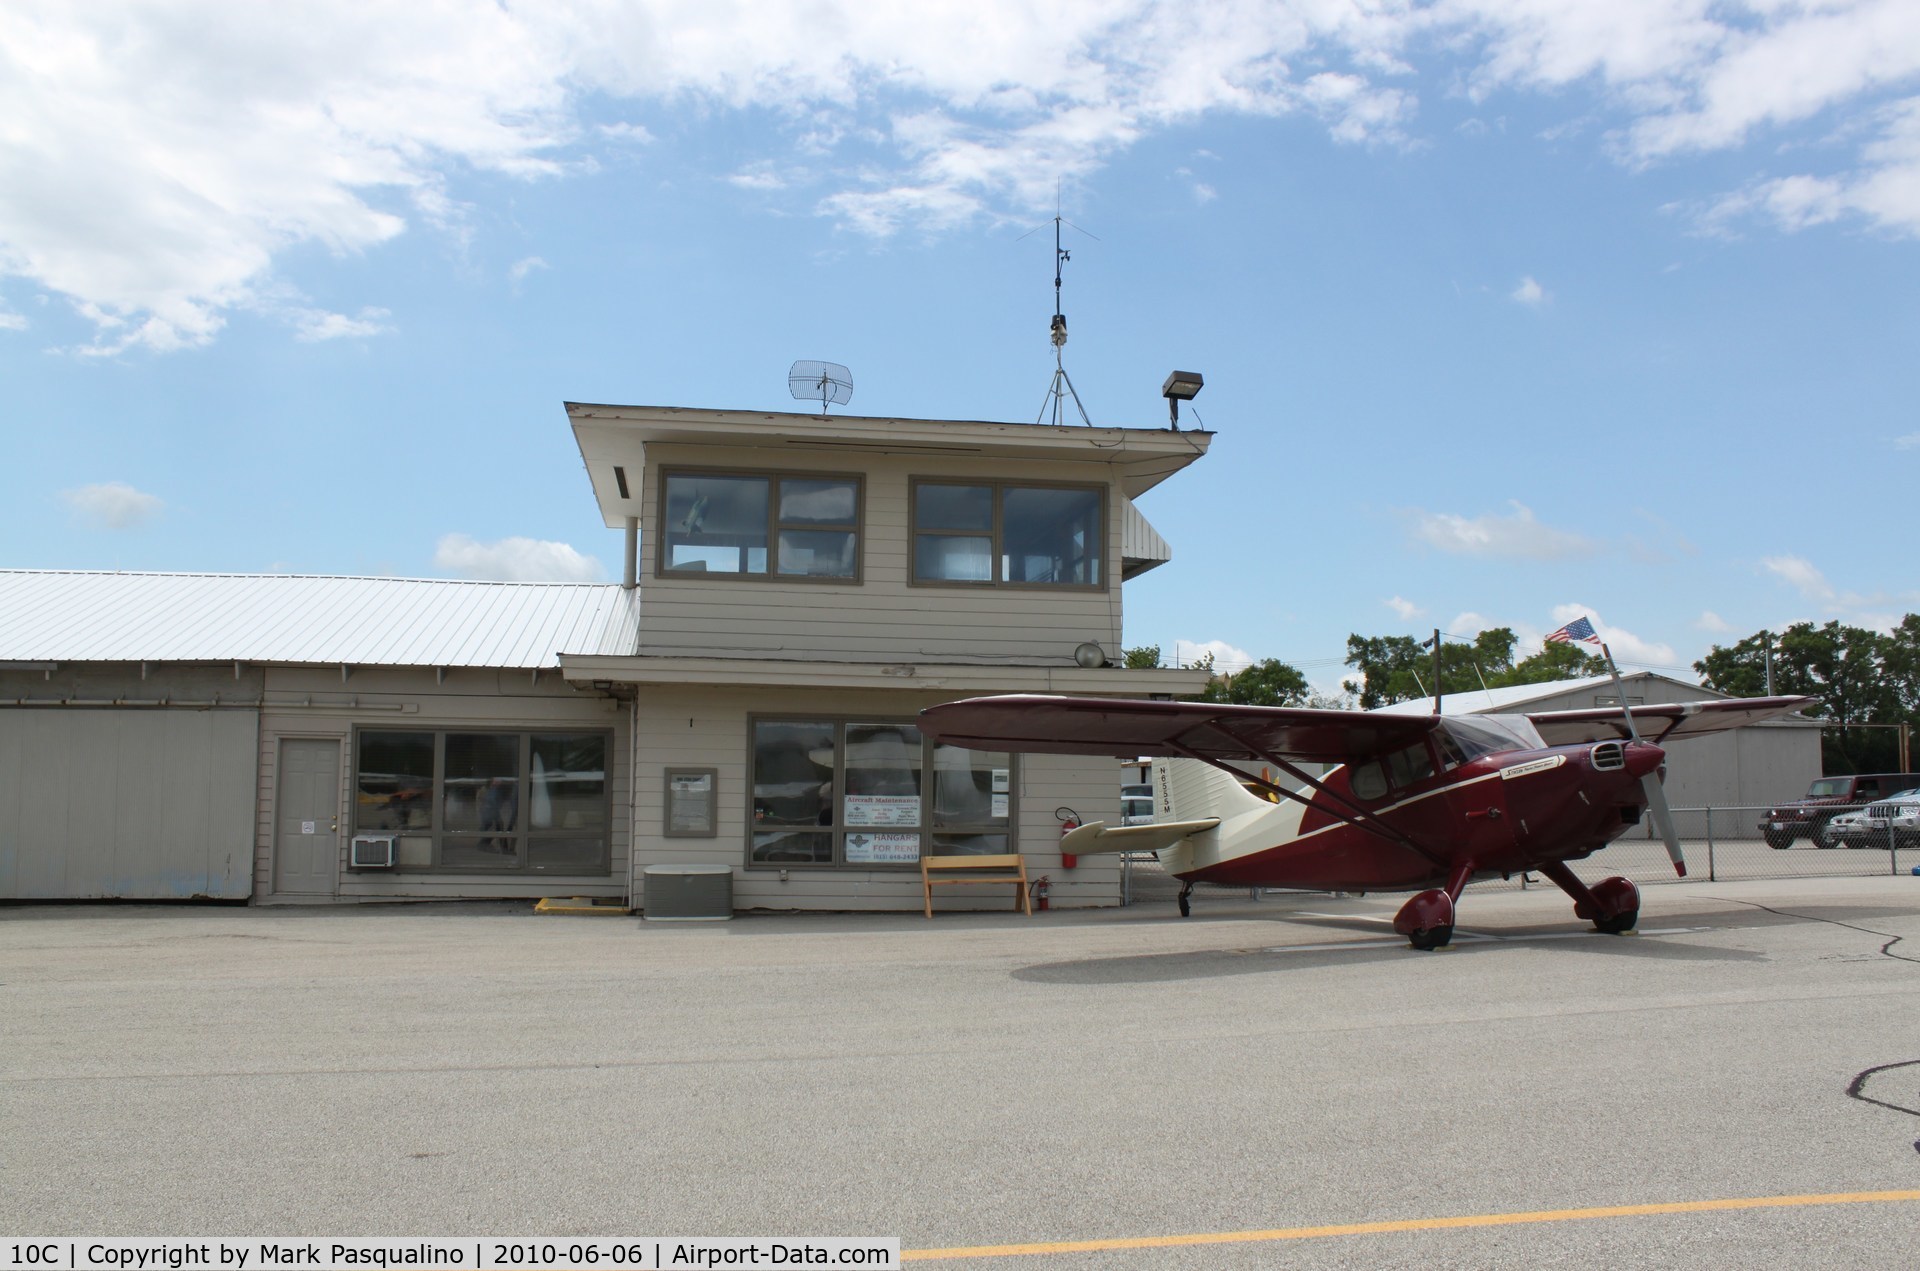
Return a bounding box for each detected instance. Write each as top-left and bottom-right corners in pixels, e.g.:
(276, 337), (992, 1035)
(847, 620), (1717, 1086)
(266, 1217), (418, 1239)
(1438, 715), (1544, 762)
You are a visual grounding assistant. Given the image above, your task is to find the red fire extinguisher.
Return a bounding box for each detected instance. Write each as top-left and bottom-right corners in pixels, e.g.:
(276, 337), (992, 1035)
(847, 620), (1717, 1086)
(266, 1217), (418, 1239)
(1057, 806), (1080, 869)
(1031, 875), (1051, 911)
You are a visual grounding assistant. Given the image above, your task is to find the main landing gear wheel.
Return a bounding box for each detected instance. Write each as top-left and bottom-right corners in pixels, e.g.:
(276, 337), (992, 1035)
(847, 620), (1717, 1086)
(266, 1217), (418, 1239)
(1177, 881), (1194, 918)
(1587, 876), (1640, 936)
(1393, 888), (1456, 951)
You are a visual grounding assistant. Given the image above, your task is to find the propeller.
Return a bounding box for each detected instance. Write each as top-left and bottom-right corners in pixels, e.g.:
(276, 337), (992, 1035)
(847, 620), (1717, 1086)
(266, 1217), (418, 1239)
(1640, 763), (1687, 877)
(1593, 637), (1686, 876)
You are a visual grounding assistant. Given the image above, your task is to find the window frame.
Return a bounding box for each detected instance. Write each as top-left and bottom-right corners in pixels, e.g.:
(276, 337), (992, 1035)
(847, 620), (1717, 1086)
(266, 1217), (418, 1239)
(656, 466), (865, 584)
(744, 713), (1018, 871)
(909, 478), (1108, 591)
(350, 727), (615, 875)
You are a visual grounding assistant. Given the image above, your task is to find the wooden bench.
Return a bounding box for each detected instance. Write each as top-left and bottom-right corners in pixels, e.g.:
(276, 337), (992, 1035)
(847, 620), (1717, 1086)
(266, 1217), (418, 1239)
(921, 853), (1031, 918)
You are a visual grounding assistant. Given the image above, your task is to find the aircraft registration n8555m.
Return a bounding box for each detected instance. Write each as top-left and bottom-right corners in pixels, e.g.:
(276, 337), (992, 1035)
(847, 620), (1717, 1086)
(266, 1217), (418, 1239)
(917, 693), (1814, 950)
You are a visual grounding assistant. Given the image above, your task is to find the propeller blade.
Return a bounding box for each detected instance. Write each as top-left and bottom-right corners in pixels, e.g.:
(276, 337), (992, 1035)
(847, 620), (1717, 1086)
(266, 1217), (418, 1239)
(1640, 772), (1687, 877)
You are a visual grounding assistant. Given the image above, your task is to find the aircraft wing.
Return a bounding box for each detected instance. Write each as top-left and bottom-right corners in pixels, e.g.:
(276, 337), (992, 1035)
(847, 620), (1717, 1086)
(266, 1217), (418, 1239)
(1061, 818), (1221, 856)
(918, 695), (1440, 765)
(1526, 695), (1818, 746)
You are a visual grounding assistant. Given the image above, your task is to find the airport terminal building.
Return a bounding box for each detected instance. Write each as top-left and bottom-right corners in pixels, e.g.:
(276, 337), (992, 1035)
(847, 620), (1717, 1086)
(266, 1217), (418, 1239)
(0, 403), (1212, 908)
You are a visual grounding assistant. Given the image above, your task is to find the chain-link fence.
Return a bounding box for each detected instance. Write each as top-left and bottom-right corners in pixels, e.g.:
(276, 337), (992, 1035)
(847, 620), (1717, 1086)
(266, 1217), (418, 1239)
(1117, 803), (1918, 906)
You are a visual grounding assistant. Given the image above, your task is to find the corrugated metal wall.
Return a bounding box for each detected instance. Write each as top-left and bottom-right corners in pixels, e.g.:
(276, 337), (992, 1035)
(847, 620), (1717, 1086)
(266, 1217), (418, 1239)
(0, 707), (259, 899)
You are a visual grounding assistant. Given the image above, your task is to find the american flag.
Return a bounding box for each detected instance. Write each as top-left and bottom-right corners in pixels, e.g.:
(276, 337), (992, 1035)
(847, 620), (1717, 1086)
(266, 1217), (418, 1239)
(1546, 616), (1601, 645)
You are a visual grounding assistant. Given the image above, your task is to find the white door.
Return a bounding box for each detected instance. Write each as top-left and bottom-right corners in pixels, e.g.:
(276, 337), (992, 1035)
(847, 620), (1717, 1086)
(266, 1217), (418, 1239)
(273, 738), (340, 896)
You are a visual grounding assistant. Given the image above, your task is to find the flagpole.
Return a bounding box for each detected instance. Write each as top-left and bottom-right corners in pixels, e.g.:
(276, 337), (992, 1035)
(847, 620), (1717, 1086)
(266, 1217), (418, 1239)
(1600, 640), (1688, 878)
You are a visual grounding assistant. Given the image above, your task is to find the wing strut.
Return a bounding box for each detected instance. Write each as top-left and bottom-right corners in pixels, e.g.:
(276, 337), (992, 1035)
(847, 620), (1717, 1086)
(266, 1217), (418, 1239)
(1170, 729), (1448, 869)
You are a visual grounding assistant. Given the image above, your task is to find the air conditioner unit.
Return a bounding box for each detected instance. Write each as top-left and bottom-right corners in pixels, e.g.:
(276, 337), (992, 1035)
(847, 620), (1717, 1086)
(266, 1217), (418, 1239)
(350, 834), (396, 869)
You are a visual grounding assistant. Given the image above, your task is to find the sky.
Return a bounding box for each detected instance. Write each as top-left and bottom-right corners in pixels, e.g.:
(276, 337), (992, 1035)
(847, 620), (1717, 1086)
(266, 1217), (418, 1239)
(4, 0), (1919, 696)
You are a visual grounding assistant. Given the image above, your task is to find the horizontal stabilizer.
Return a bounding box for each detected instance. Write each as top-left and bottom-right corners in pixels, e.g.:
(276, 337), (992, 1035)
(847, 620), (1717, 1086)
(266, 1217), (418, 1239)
(1061, 817), (1221, 856)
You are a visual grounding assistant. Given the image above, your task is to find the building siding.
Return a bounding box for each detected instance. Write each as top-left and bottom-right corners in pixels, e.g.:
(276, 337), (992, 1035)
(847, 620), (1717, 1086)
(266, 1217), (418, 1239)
(638, 448), (1127, 665)
(253, 667), (631, 902)
(628, 685), (1123, 911)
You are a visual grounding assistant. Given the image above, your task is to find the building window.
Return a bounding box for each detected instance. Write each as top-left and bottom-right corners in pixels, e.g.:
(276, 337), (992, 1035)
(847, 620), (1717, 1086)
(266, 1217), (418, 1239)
(748, 717), (1014, 868)
(661, 469), (861, 580)
(353, 730), (612, 873)
(911, 480), (1103, 587)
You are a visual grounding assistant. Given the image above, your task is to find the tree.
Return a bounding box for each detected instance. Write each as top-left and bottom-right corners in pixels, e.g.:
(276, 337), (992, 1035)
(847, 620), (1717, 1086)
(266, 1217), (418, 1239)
(1200, 657), (1309, 707)
(1122, 645), (1161, 669)
(1499, 641), (1608, 687)
(1697, 620), (1903, 773)
(1343, 628), (1531, 708)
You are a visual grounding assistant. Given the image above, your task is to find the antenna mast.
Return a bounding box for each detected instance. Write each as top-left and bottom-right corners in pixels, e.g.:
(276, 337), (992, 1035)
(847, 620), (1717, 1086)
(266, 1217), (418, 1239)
(1035, 212), (1092, 427)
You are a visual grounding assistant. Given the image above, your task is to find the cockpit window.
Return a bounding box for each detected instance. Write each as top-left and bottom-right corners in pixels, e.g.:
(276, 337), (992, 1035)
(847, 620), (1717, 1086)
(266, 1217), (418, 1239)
(1440, 715), (1542, 761)
(1349, 740), (1436, 801)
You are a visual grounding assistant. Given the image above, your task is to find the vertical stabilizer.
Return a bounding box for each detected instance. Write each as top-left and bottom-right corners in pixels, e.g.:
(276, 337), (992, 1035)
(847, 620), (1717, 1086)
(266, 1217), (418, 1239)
(1152, 757), (1271, 823)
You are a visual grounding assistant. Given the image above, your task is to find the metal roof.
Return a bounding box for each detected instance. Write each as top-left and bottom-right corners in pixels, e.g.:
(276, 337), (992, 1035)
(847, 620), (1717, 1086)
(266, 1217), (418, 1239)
(1371, 672), (1726, 716)
(0, 571), (641, 669)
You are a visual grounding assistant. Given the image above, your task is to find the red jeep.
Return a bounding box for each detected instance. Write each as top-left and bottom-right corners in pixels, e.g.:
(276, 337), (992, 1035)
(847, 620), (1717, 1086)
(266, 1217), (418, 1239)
(1760, 772), (1920, 848)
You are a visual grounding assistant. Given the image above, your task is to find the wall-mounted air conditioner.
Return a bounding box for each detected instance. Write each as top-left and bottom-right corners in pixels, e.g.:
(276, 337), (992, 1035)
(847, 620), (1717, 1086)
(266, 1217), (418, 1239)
(350, 834), (396, 869)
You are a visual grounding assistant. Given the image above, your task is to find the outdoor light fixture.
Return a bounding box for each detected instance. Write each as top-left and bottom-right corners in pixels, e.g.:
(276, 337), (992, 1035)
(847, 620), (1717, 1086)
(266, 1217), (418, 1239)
(1073, 641), (1108, 669)
(1162, 369), (1203, 428)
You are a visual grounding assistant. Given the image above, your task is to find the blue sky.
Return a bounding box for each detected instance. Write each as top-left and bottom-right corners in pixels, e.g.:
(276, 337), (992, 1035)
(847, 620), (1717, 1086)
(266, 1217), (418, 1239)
(4, 1), (1918, 694)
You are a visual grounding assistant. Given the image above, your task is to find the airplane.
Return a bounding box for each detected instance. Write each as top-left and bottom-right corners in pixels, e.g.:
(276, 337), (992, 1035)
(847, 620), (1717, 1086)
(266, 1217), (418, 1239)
(917, 692), (1815, 949)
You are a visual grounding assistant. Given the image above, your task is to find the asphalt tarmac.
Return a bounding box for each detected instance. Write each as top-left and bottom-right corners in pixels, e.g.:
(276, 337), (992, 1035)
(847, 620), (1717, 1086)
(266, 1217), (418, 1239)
(4, 876), (1919, 1269)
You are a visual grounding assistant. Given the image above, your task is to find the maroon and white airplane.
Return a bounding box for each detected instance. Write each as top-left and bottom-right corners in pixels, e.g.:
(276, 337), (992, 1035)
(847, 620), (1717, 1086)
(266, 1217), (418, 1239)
(918, 693), (1814, 949)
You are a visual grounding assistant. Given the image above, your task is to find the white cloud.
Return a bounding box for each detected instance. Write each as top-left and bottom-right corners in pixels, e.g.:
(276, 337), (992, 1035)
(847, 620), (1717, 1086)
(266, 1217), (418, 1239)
(1448, 612), (1493, 637)
(1411, 501), (1595, 560)
(6, 1), (1920, 351)
(61, 480), (163, 529)
(598, 122), (654, 144)
(0, 310), (24, 331)
(508, 257), (548, 289)
(291, 306), (392, 341)
(1173, 637), (1254, 673)
(1385, 595), (1424, 622)
(1762, 554), (1836, 603)
(1896, 432), (1920, 450)
(1696, 610), (1732, 633)
(727, 163), (789, 192)
(1510, 275), (1546, 305)
(433, 533), (603, 582)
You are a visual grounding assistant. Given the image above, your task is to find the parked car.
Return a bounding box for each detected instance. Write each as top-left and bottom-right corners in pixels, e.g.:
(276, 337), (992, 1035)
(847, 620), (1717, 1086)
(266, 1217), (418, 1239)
(1819, 788), (1920, 848)
(1120, 782), (1155, 826)
(1761, 772), (1920, 848)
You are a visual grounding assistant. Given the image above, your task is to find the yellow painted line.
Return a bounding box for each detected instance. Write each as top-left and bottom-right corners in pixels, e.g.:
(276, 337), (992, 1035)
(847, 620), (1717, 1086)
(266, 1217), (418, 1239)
(901, 1190), (1920, 1261)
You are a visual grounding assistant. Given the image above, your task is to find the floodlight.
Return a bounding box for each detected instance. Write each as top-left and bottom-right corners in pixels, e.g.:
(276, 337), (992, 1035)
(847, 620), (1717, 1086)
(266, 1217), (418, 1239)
(1162, 370), (1203, 427)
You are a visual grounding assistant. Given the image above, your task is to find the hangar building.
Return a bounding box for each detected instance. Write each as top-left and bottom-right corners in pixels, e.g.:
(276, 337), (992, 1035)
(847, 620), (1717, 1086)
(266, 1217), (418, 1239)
(1, 403), (1211, 907)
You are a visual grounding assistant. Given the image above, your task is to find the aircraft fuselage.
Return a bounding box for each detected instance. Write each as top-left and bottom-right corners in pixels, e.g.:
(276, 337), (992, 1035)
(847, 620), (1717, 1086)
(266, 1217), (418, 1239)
(1184, 740), (1665, 892)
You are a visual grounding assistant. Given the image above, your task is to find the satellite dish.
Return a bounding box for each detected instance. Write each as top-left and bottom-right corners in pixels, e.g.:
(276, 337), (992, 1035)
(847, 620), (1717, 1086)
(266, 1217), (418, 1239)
(788, 360), (853, 414)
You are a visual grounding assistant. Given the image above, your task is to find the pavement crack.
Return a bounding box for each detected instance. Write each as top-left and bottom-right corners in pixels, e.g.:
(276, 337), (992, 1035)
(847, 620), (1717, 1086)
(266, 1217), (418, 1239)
(1846, 1058), (1920, 1155)
(1696, 895), (1918, 965)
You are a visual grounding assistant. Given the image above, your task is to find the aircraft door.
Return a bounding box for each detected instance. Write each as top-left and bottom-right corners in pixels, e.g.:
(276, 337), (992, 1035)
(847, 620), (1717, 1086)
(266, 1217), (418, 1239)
(1442, 768), (1518, 858)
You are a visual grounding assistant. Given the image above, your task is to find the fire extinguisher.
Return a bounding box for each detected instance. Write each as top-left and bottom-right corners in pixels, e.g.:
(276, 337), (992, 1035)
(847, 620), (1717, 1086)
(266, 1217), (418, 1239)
(1031, 875), (1051, 911)
(1056, 806), (1080, 869)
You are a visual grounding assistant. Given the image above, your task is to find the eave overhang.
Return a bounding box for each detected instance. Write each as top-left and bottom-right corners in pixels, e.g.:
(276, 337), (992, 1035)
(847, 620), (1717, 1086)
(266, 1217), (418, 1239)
(558, 654), (1210, 696)
(568, 402), (1213, 529)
